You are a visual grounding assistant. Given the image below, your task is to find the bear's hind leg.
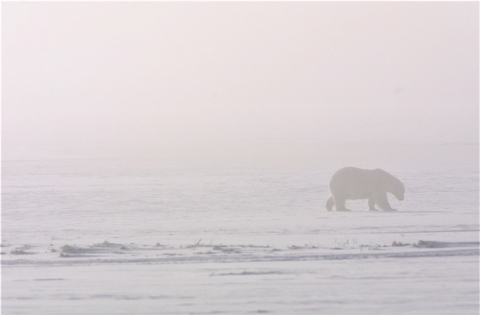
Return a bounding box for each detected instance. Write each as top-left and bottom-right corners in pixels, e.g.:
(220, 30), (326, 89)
(333, 195), (350, 211)
(326, 195), (335, 211)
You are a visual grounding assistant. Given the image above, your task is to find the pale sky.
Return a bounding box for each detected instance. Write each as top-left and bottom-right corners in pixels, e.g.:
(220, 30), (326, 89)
(2, 2), (478, 165)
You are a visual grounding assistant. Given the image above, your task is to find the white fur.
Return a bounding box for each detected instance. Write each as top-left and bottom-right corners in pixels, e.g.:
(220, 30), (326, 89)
(326, 167), (405, 211)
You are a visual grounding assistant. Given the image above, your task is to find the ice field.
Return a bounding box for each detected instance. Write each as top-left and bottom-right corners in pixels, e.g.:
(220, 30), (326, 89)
(2, 160), (478, 314)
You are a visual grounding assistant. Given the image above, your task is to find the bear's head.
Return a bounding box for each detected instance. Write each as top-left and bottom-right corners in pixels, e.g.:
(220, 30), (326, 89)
(375, 169), (405, 201)
(386, 175), (405, 201)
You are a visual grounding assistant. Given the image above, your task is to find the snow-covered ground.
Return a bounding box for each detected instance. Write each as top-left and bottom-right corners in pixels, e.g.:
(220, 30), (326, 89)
(2, 161), (478, 314)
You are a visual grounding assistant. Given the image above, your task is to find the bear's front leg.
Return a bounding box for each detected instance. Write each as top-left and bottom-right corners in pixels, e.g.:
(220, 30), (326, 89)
(367, 196), (379, 211)
(372, 190), (396, 211)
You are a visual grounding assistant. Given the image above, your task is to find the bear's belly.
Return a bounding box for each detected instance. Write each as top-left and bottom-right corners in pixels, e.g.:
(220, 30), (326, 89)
(344, 191), (371, 200)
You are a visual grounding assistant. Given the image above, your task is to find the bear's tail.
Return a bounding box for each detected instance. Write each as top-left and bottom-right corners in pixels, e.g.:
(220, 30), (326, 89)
(326, 195), (334, 211)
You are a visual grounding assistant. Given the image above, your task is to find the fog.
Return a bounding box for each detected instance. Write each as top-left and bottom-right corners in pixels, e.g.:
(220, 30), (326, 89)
(2, 2), (478, 166)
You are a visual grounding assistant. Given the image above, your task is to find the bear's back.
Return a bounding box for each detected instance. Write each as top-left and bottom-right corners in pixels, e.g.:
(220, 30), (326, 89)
(328, 167), (374, 199)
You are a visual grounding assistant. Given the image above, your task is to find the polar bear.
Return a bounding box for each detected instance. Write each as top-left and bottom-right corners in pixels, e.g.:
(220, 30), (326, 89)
(325, 167), (404, 211)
